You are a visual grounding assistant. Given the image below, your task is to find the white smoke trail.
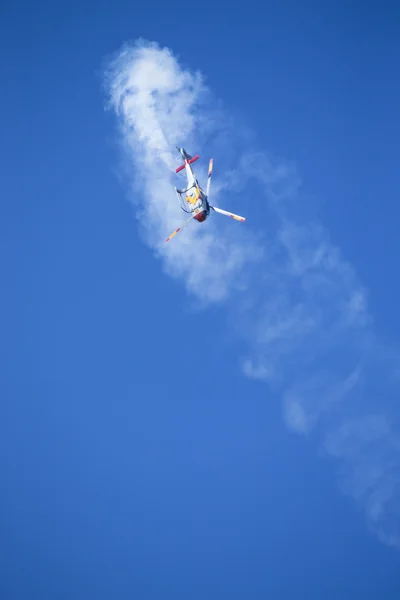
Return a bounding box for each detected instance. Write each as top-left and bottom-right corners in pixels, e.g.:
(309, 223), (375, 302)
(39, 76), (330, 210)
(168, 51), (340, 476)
(104, 40), (262, 304)
(104, 39), (400, 549)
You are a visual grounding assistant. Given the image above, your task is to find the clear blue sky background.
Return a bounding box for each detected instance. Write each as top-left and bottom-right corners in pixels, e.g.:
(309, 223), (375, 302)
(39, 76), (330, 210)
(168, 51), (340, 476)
(1, 1), (400, 597)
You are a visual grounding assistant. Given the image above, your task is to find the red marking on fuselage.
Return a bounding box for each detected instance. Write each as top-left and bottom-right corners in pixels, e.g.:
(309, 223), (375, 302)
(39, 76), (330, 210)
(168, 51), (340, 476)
(194, 212), (207, 222)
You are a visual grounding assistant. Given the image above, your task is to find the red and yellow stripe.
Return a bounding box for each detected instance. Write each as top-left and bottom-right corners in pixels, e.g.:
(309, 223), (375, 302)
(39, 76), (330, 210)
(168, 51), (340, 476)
(165, 227), (180, 242)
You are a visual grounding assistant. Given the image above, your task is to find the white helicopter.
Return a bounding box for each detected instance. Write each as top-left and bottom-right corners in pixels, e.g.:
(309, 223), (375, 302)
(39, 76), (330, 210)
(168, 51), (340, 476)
(165, 147), (246, 242)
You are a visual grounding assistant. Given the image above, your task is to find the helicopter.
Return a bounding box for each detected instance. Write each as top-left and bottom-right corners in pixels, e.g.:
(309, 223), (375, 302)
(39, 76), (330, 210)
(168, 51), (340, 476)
(165, 147), (246, 242)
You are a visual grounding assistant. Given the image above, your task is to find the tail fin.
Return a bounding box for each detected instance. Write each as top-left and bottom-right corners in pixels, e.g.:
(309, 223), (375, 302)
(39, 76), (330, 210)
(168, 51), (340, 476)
(175, 154), (200, 173)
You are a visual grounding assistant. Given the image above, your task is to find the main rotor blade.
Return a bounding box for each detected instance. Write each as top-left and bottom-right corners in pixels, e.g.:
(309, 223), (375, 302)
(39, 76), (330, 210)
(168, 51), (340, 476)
(211, 206), (245, 222)
(165, 213), (196, 243)
(205, 158), (213, 198)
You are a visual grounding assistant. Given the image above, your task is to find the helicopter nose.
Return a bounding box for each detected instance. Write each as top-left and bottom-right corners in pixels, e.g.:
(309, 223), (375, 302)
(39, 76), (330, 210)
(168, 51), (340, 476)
(194, 211), (207, 222)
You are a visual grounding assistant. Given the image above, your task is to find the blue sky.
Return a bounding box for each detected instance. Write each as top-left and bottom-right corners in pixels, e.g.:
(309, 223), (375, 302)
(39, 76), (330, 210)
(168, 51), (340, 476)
(2, 0), (400, 598)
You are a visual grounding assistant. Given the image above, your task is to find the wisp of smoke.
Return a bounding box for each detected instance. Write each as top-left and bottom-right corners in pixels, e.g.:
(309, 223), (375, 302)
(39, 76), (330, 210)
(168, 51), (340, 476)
(104, 39), (400, 549)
